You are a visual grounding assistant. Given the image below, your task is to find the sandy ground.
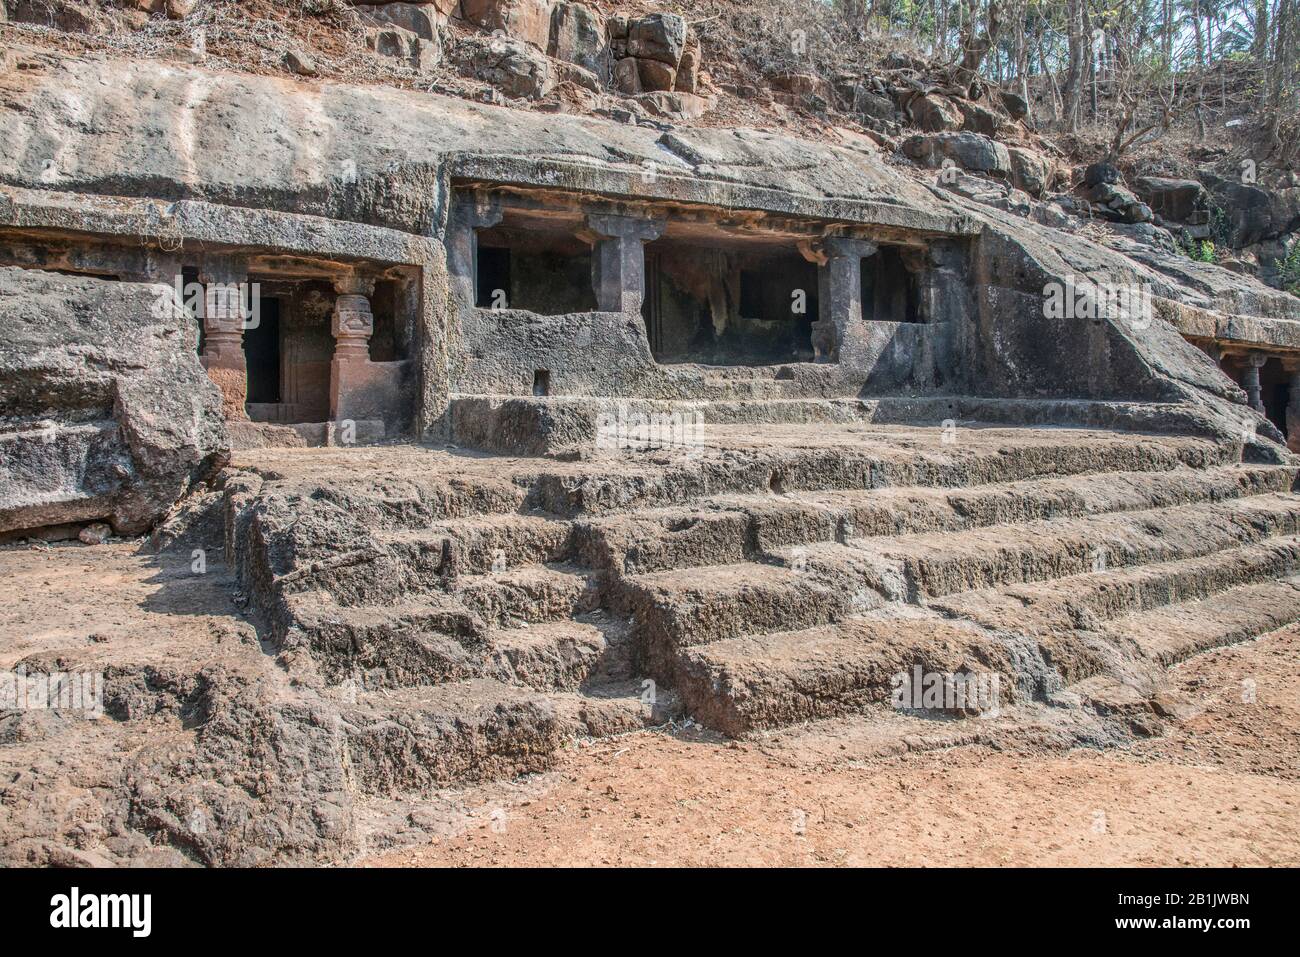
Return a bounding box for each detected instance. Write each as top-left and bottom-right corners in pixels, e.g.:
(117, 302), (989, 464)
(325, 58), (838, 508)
(367, 625), (1300, 867)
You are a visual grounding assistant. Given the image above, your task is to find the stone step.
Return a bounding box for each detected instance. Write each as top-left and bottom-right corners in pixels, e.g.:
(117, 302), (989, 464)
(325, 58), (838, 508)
(446, 394), (1249, 458)
(581, 464), (1294, 576)
(823, 493), (1300, 601)
(931, 536), (1300, 649)
(341, 675), (682, 796)
(674, 570), (1300, 738)
(294, 594), (488, 688)
(616, 560), (863, 676)
(341, 678), (563, 795)
(1100, 576), (1300, 668)
(381, 512), (577, 578)
(453, 562), (598, 628)
(619, 495), (1300, 675)
(552, 678), (684, 738)
(528, 427), (1230, 515)
(486, 613), (635, 692)
(674, 611), (1012, 736)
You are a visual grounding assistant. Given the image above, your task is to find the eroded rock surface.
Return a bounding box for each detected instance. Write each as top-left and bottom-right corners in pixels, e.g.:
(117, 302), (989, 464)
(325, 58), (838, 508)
(0, 267), (228, 537)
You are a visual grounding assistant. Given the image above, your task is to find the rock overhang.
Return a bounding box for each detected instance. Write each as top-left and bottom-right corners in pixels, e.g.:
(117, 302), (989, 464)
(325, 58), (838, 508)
(0, 49), (976, 239)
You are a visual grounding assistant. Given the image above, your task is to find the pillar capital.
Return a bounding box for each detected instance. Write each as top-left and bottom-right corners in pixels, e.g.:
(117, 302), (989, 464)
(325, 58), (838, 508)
(197, 254), (248, 286)
(584, 212), (666, 244)
(333, 272), (376, 299)
(821, 236), (878, 260)
(797, 239), (828, 266)
(452, 192), (504, 231)
(198, 255), (252, 338)
(583, 213), (664, 313)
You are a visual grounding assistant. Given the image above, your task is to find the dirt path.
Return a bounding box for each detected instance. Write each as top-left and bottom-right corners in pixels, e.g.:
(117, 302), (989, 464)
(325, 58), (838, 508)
(367, 626), (1300, 867)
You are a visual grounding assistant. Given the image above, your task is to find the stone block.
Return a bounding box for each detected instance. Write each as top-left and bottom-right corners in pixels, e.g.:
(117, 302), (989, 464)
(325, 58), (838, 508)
(461, 0), (553, 51)
(637, 58), (676, 93)
(627, 12), (686, 66)
(548, 2), (608, 76)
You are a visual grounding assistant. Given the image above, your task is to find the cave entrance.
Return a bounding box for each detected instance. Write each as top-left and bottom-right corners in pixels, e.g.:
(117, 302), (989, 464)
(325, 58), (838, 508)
(475, 222), (597, 314)
(862, 245), (923, 323)
(244, 295), (281, 404)
(244, 280), (334, 424)
(1261, 356), (1288, 437)
(643, 238), (819, 365)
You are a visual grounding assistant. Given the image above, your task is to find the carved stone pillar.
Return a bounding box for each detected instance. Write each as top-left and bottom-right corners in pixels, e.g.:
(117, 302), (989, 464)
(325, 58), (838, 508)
(330, 272), (377, 422)
(199, 256), (250, 421)
(1242, 352), (1266, 414)
(812, 237), (877, 363)
(584, 213), (665, 313)
(448, 194), (503, 307)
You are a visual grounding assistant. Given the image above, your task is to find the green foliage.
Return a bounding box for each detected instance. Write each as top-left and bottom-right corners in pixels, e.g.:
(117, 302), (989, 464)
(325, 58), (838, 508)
(1177, 233), (1218, 263)
(1279, 242), (1300, 297)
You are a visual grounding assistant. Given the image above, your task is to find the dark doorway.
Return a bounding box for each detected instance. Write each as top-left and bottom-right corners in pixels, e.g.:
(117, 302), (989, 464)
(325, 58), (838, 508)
(476, 246), (512, 308)
(244, 296), (281, 404)
(1261, 356), (1288, 436)
(862, 246), (921, 323)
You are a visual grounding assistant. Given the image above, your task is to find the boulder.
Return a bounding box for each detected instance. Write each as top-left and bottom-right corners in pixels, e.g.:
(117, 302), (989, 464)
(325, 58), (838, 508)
(1201, 175), (1300, 248)
(468, 34), (554, 99)
(633, 91), (712, 122)
(366, 26), (439, 72)
(907, 93), (964, 132)
(548, 2), (608, 77)
(612, 57), (642, 95)
(1133, 176), (1207, 224)
(675, 46), (700, 94)
(356, 2), (444, 42)
(999, 89), (1029, 120)
(959, 100), (1005, 136)
(1083, 161), (1121, 188)
(285, 48), (319, 77)
(627, 13), (687, 66)
(854, 86), (896, 123)
(770, 72), (830, 98)
(1078, 179), (1153, 224)
(461, 0), (553, 52)
(637, 58), (677, 93)
(0, 267), (228, 537)
(1007, 146), (1050, 197)
(902, 131), (1011, 178)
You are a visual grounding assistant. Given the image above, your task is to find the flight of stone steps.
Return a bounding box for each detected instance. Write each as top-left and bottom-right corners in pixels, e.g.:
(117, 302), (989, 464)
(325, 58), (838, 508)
(223, 425), (1300, 794)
